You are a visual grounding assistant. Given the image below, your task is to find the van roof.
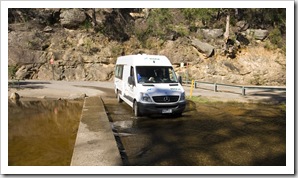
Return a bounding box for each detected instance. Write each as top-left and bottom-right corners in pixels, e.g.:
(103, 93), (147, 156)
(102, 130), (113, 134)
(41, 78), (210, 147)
(116, 54), (172, 66)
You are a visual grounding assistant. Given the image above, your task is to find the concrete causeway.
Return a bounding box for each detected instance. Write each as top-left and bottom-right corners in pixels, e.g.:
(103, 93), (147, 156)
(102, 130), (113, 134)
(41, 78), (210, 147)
(71, 96), (122, 166)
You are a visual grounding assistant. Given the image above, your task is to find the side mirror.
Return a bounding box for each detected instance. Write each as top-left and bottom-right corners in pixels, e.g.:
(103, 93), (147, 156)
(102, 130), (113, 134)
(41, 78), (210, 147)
(178, 76), (182, 85)
(128, 76), (135, 86)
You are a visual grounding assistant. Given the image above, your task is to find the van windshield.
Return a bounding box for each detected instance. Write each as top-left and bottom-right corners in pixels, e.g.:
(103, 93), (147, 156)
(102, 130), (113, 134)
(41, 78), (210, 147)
(136, 66), (178, 84)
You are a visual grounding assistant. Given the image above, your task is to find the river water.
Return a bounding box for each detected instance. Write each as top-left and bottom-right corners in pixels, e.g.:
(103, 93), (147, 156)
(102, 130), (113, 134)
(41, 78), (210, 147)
(103, 96), (286, 166)
(8, 99), (83, 166)
(8, 95), (286, 166)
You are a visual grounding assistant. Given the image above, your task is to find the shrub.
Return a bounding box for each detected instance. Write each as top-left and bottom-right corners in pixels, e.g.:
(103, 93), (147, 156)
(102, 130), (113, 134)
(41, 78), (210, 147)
(8, 65), (18, 79)
(268, 27), (285, 53)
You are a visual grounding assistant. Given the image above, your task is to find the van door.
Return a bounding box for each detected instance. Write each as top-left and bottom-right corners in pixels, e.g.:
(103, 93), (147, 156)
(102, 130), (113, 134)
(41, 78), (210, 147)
(122, 66), (135, 106)
(114, 64), (124, 102)
(126, 66), (135, 102)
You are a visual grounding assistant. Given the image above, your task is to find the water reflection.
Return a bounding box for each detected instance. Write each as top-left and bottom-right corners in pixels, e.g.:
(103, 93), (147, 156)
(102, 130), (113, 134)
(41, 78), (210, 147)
(8, 99), (83, 166)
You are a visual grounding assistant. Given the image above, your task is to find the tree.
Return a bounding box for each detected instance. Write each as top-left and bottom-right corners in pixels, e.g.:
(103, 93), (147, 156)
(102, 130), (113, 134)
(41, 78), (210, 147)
(181, 8), (219, 27)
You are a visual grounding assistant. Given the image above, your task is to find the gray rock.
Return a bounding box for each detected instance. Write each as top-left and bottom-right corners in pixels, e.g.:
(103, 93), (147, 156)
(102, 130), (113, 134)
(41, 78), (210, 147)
(254, 29), (269, 40)
(60, 9), (86, 29)
(200, 29), (224, 39)
(191, 38), (215, 57)
(247, 29), (269, 41)
(236, 21), (250, 31)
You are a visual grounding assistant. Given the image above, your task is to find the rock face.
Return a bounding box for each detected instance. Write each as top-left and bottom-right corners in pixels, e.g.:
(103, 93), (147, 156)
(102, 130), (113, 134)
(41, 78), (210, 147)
(176, 47), (285, 86)
(8, 8), (286, 86)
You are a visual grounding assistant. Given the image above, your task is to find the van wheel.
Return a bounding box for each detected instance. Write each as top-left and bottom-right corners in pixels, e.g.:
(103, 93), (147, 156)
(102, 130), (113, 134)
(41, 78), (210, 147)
(174, 112), (183, 117)
(133, 101), (141, 117)
(117, 90), (122, 103)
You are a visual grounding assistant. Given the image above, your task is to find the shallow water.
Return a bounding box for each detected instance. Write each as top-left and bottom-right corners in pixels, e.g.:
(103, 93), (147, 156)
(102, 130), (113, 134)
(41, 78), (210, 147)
(7, 95), (286, 166)
(103, 97), (286, 166)
(8, 99), (83, 166)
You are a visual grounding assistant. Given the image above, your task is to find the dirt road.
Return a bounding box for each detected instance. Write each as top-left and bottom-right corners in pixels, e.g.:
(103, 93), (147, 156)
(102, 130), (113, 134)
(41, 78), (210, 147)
(8, 80), (113, 100)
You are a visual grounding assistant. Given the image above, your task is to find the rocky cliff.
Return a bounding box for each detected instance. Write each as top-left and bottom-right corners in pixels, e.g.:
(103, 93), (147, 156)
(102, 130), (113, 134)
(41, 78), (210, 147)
(8, 8), (286, 86)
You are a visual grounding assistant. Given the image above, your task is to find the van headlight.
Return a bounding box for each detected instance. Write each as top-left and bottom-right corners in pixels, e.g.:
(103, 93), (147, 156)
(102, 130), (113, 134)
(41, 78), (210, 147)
(180, 92), (185, 101)
(141, 92), (152, 102)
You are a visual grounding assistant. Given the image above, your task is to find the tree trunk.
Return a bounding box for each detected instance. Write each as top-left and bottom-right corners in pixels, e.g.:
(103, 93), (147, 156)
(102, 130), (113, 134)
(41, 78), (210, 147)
(92, 8), (97, 27)
(224, 14), (230, 43)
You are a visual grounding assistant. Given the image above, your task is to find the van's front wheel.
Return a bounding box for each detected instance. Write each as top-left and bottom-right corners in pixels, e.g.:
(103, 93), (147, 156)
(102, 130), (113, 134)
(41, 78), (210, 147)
(133, 101), (141, 117)
(117, 90), (122, 103)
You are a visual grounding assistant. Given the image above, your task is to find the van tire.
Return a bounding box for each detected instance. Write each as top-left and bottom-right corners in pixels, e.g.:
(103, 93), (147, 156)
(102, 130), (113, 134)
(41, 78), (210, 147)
(174, 112), (183, 117)
(117, 90), (123, 103)
(133, 101), (141, 117)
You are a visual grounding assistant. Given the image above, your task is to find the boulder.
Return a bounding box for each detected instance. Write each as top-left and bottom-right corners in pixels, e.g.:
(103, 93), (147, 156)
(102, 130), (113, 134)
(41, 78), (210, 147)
(254, 29), (269, 40)
(200, 29), (223, 39)
(10, 92), (20, 100)
(60, 9), (86, 29)
(247, 29), (269, 41)
(191, 39), (215, 57)
(236, 33), (250, 45)
(236, 20), (250, 31)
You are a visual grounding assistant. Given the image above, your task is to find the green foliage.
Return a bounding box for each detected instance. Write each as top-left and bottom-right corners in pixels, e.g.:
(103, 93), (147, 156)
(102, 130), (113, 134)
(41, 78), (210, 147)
(147, 9), (173, 38)
(8, 65), (18, 79)
(168, 24), (190, 37)
(268, 28), (283, 47)
(135, 9), (174, 46)
(244, 9), (285, 30)
(266, 27), (285, 53)
(82, 20), (92, 30)
(181, 8), (219, 27)
(135, 27), (153, 46)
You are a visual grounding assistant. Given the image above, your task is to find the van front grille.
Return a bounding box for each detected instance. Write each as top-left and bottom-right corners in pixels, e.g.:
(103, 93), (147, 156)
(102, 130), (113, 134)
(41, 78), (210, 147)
(152, 96), (179, 103)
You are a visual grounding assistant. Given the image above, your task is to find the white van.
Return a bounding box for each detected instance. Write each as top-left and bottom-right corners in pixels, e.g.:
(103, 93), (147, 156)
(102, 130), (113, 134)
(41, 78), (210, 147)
(114, 54), (186, 117)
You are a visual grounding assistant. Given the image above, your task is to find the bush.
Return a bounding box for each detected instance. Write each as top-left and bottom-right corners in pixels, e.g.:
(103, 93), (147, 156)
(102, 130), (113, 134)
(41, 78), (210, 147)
(8, 65), (18, 79)
(267, 27), (285, 53)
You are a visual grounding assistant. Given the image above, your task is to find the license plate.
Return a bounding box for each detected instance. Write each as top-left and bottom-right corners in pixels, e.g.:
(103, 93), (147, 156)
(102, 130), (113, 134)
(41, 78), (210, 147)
(162, 109), (172, 114)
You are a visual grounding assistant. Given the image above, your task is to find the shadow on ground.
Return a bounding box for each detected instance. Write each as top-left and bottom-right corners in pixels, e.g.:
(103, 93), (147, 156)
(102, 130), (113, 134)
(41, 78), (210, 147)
(8, 81), (50, 90)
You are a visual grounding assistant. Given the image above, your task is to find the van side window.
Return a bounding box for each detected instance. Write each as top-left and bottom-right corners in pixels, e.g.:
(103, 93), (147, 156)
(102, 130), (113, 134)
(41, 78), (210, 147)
(115, 65), (123, 79)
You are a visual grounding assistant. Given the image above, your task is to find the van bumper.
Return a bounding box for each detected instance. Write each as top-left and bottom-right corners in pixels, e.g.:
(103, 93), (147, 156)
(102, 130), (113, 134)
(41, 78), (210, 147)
(138, 101), (186, 115)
